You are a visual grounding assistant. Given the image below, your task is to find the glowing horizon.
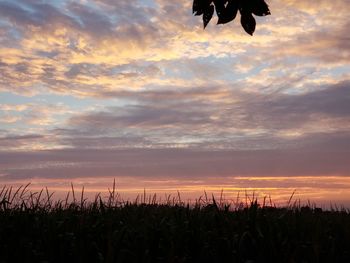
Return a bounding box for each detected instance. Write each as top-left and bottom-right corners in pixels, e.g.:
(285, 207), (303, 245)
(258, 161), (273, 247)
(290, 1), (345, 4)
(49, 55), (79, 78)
(4, 175), (350, 208)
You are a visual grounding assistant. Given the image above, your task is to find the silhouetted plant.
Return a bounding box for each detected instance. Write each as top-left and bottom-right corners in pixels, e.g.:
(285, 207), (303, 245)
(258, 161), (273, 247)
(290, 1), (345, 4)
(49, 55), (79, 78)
(193, 0), (271, 35)
(2, 185), (350, 263)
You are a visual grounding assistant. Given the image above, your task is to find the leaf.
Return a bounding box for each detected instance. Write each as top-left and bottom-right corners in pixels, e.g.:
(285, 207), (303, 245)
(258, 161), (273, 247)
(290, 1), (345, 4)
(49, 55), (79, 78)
(252, 0), (271, 16)
(240, 12), (256, 35)
(193, 0), (204, 16)
(203, 4), (215, 29)
(213, 0), (225, 17)
(240, 0), (270, 17)
(217, 0), (239, 25)
(192, 0), (270, 34)
(193, 0), (212, 16)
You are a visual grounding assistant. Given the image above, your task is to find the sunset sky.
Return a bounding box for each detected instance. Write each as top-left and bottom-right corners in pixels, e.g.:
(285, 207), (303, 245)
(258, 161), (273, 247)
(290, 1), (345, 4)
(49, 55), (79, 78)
(0, 0), (350, 206)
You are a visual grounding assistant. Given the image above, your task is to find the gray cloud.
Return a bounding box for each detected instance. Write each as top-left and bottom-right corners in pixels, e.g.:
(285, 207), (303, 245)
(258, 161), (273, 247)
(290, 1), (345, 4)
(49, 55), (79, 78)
(67, 81), (350, 135)
(225, 81), (350, 130)
(1, 141), (349, 181)
(0, 134), (44, 149)
(70, 103), (212, 129)
(0, 0), (159, 44)
(270, 19), (350, 63)
(68, 2), (114, 37)
(60, 135), (153, 149)
(0, 1), (79, 32)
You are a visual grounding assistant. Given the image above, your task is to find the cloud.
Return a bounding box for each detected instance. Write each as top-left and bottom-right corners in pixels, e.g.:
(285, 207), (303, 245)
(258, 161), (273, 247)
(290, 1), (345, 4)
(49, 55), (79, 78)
(69, 103), (212, 129)
(0, 134), (45, 149)
(0, 1), (79, 34)
(1, 75), (349, 152)
(0, 0), (162, 96)
(228, 81), (350, 131)
(0, 102), (73, 127)
(64, 81), (350, 146)
(271, 21), (350, 64)
(0, 0), (349, 99)
(1, 141), (349, 181)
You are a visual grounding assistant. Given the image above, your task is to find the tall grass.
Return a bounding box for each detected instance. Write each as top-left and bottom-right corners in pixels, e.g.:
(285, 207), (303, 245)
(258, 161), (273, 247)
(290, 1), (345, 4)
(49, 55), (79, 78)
(0, 183), (350, 263)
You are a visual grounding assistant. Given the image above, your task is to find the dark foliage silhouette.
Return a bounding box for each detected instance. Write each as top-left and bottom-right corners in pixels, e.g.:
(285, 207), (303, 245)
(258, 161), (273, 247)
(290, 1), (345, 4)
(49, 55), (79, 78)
(193, 0), (271, 35)
(1, 185), (350, 262)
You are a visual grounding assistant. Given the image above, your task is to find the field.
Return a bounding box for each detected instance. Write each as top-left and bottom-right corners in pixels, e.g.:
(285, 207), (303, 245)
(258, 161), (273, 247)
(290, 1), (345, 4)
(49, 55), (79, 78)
(1, 184), (350, 263)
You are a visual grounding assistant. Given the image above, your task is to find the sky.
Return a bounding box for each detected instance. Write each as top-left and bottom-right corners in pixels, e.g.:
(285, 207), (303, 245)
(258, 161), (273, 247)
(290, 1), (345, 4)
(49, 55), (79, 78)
(0, 0), (350, 206)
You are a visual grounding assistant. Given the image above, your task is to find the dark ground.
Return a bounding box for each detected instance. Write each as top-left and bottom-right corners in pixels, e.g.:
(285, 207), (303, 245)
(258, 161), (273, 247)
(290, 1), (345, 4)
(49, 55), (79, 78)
(1, 198), (350, 263)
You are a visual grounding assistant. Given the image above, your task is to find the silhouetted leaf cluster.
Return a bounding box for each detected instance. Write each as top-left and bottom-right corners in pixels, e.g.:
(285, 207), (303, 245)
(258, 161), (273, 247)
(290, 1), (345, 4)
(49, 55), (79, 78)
(193, 0), (271, 35)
